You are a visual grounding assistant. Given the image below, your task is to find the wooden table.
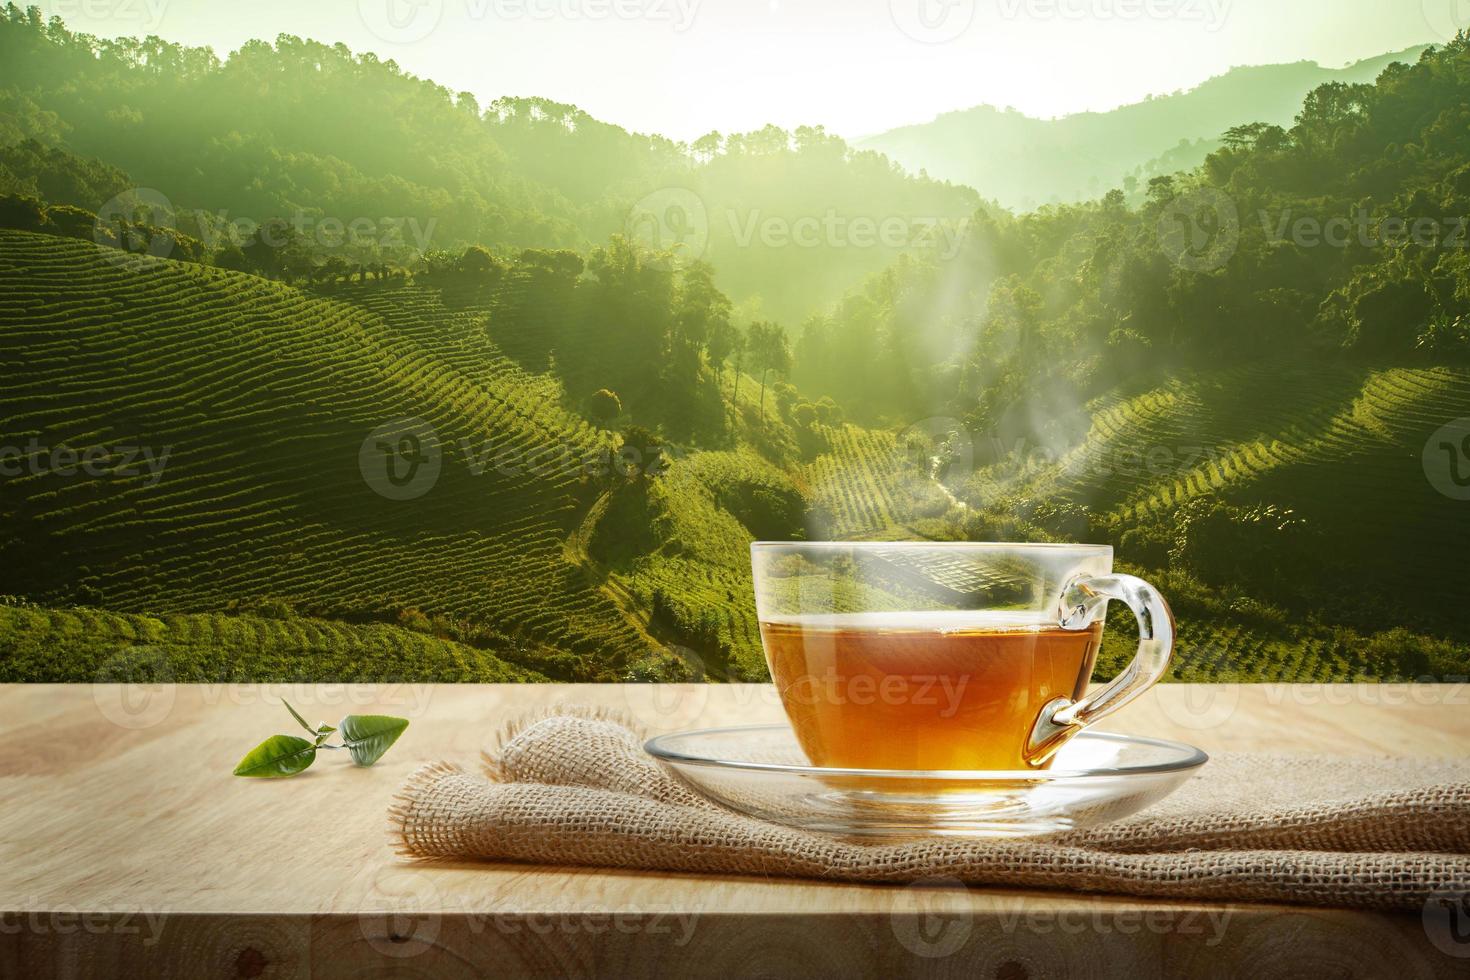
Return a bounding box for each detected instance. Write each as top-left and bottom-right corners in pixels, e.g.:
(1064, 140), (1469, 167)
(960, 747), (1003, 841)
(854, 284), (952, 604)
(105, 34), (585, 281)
(2, 682), (1468, 978)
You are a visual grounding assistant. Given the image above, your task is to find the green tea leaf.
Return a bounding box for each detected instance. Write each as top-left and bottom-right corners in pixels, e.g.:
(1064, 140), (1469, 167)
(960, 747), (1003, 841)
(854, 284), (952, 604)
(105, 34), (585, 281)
(313, 723), (336, 746)
(282, 700), (315, 736)
(233, 734), (317, 778)
(338, 714), (409, 767)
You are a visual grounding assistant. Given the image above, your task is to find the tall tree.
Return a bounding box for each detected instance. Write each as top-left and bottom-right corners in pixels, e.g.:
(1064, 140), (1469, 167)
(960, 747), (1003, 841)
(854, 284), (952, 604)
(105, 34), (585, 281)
(746, 321), (791, 422)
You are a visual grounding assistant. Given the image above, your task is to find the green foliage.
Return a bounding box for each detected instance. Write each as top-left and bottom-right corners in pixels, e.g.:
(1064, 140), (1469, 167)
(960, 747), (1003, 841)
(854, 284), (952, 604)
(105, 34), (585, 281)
(337, 714), (410, 767)
(859, 48), (1424, 210)
(0, 138), (132, 210)
(0, 231), (642, 679)
(233, 701), (409, 777)
(0, 8), (974, 321)
(587, 479), (659, 565)
(746, 321), (792, 421)
(956, 358), (1470, 646)
(716, 480), (806, 540)
(649, 587), (732, 678)
(801, 38), (1470, 435)
(1417, 313), (1470, 354)
(2, 9), (1468, 686)
(233, 735), (317, 778)
(458, 244), (505, 283)
(43, 202), (94, 239)
(0, 605), (545, 683)
(618, 424), (666, 479)
(0, 191), (43, 229)
(588, 388), (622, 423)
(1167, 497), (1316, 596)
(396, 607), (433, 634)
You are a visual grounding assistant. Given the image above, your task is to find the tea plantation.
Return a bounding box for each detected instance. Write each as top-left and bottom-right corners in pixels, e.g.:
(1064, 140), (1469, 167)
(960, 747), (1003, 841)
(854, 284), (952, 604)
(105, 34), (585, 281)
(3, 230), (1466, 684)
(0, 231), (643, 678)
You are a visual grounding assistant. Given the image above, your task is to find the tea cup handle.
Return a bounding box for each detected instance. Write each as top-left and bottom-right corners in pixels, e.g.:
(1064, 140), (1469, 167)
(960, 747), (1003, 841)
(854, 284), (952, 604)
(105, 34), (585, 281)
(1025, 573), (1176, 765)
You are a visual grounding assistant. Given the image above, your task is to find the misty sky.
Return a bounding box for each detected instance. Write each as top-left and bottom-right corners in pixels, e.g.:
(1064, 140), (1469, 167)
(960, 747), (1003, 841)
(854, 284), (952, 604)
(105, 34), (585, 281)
(38, 0), (1456, 140)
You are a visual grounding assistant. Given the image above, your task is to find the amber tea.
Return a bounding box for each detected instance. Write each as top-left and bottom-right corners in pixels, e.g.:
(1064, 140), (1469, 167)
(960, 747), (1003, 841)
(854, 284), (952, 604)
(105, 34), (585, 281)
(752, 542), (1174, 773)
(761, 611), (1105, 771)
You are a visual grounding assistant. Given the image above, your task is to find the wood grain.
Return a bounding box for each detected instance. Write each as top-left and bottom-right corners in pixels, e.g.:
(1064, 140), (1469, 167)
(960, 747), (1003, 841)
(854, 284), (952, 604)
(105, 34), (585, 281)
(2, 682), (1468, 977)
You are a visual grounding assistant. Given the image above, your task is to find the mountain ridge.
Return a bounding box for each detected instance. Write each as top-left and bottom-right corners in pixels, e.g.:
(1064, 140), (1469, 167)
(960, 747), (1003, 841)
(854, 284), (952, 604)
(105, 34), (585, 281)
(859, 45), (1432, 209)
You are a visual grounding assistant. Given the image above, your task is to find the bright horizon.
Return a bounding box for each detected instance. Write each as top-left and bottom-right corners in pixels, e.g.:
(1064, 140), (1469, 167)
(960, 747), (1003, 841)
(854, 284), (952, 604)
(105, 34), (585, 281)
(32, 0), (1456, 141)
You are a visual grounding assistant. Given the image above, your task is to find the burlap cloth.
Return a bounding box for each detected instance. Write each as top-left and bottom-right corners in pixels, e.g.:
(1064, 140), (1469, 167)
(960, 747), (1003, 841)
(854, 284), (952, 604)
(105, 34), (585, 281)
(388, 706), (1470, 910)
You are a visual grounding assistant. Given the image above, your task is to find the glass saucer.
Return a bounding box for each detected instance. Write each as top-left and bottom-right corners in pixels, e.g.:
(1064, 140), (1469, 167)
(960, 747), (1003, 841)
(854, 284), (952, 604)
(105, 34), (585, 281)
(644, 724), (1206, 838)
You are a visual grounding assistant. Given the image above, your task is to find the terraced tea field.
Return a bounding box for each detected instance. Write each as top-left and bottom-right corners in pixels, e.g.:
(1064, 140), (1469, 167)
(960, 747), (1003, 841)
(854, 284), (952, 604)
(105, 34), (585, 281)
(0, 232), (644, 679)
(974, 363), (1470, 528)
(0, 601), (543, 682)
(609, 449), (794, 676)
(805, 424), (953, 538)
(965, 360), (1470, 668)
(3, 231), (1463, 684)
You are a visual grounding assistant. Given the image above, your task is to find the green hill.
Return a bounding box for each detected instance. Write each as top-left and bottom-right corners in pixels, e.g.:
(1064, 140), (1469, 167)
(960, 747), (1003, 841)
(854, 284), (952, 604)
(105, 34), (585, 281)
(3, 9), (1469, 687)
(958, 360), (1470, 678)
(0, 600), (545, 682)
(858, 47), (1428, 209)
(0, 8), (977, 324)
(0, 230), (646, 678)
(2, 229), (1463, 684)
(0, 229), (921, 681)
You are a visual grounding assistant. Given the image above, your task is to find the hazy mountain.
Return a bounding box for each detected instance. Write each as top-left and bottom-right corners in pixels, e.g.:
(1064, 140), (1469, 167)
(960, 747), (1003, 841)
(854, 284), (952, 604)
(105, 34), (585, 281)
(858, 47), (1429, 209)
